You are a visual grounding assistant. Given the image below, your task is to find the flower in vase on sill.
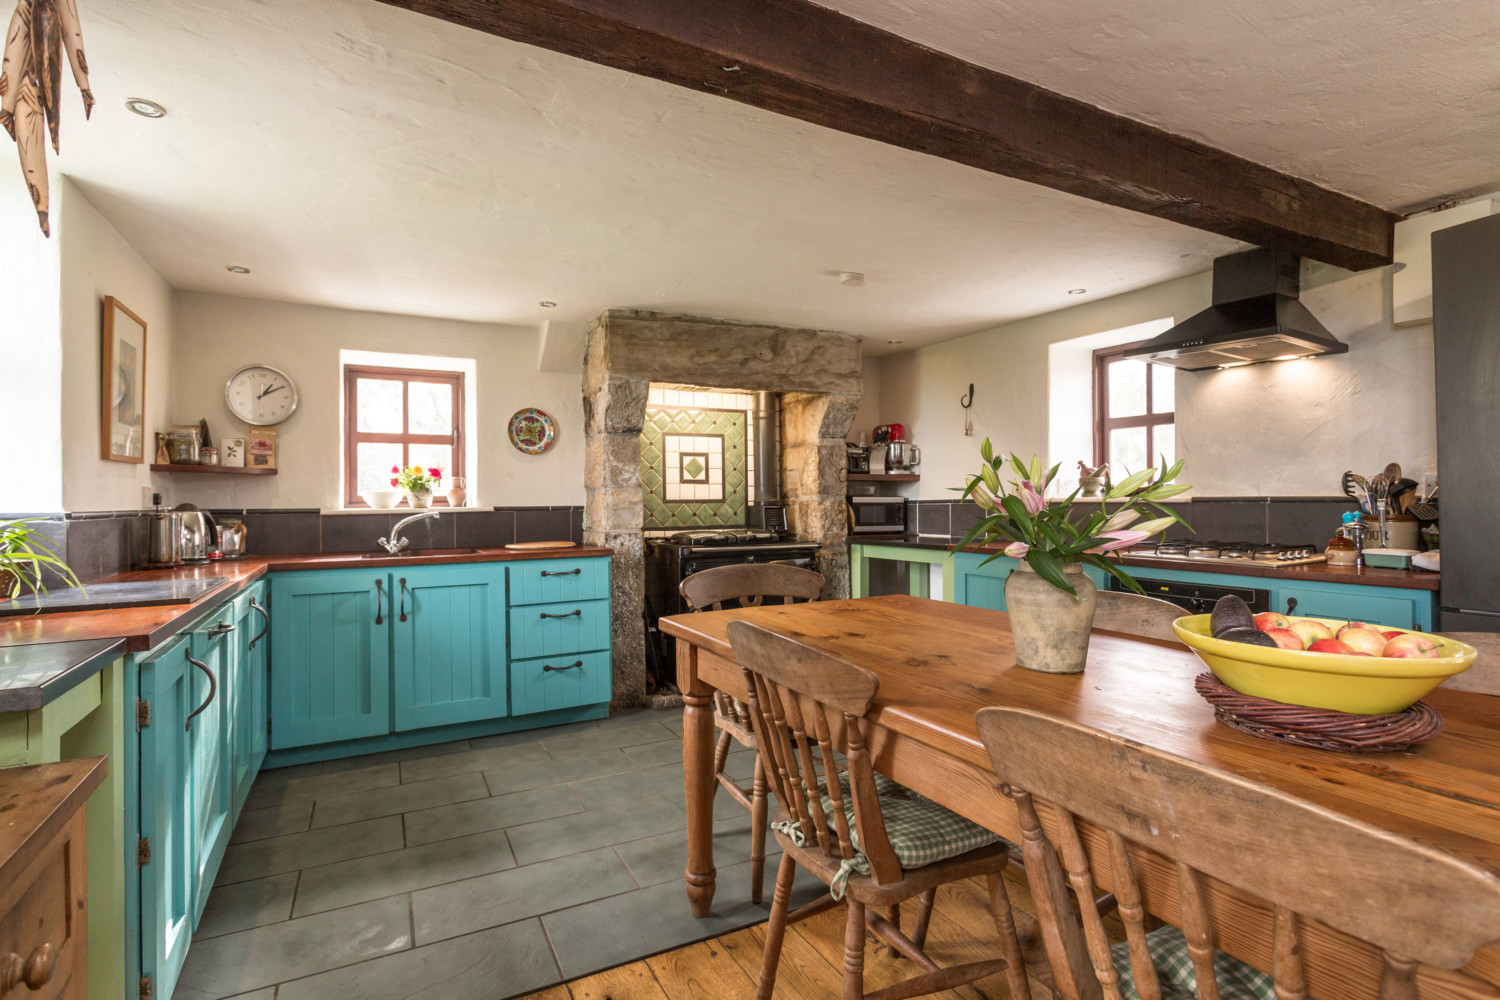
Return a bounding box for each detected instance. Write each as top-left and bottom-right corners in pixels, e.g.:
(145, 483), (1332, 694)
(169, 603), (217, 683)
(394, 465), (443, 494)
(953, 441), (1190, 598)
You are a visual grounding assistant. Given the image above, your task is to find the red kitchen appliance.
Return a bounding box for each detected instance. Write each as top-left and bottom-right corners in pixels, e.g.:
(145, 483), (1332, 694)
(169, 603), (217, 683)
(873, 424), (906, 443)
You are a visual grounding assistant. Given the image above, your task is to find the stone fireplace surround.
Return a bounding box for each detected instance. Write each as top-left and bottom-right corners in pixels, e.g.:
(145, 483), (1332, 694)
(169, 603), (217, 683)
(583, 310), (863, 708)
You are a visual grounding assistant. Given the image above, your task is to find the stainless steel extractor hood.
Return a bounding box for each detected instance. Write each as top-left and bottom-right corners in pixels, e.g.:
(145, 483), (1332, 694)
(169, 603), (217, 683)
(1125, 247), (1347, 371)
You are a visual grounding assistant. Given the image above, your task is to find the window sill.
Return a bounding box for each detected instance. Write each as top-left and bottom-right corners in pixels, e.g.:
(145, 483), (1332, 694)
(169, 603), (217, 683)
(324, 505), (490, 515)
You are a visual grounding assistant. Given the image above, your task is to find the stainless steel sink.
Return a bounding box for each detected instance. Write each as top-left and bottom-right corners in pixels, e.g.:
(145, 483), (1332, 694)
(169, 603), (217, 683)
(357, 548), (485, 559)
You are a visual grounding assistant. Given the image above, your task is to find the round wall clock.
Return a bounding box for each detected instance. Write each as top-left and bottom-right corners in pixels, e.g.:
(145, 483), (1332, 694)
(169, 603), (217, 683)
(508, 407), (556, 454)
(225, 364), (300, 426)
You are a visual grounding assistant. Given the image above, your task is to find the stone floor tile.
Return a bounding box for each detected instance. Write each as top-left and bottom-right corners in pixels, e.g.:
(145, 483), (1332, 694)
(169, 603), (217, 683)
(661, 714), (684, 735)
(623, 738), (684, 768)
(220, 990), (276, 1000)
(174, 895), (411, 998)
(593, 707), (663, 729)
(505, 794), (686, 867)
(194, 872), (298, 939)
(229, 800), (314, 844)
(542, 870), (763, 980)
(321, 739), (472, 774)
(310, 772), (488, 829)
(244, 762), (400, 811)
(540, 721), (678, 757)
(403, 784), (583, 848)
(481, 747), (637, 796)
(253, 761), (323, 783)
(411, 847), (636, 945)
(568, 761), (684, 811)
(276, 917), (560, 1000)
(397, 740), (550, 785)
(470, 719), (597, 750)
(293, 828), (515, 917)
(613, 813), (761, 889)
(216, 816), (403, 885)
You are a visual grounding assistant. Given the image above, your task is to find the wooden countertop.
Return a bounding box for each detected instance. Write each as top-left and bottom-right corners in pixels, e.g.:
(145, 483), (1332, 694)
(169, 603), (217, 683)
(0, 757), (107, 885)
(0, 546), (613, 653)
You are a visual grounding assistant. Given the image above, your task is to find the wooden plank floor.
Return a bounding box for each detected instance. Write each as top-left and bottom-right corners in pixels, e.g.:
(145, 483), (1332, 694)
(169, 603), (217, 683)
(523, 868), (1076, 1000)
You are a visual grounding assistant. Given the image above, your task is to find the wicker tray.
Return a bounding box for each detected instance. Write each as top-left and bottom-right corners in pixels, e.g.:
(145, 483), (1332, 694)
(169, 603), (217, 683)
(1194, 672), (1444, 752)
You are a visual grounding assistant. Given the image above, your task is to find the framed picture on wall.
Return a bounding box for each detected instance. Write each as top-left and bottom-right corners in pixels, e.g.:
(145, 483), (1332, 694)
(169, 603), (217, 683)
(100, 296), (148, 464)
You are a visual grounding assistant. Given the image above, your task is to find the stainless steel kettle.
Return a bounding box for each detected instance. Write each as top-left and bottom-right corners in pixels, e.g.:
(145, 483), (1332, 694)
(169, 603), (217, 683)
(176, 505), (219, 564)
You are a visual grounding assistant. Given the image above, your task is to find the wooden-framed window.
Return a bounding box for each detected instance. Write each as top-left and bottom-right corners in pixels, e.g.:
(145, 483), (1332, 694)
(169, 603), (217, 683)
(1093, 343), (1175, 477)
(344, 364), (465, 507)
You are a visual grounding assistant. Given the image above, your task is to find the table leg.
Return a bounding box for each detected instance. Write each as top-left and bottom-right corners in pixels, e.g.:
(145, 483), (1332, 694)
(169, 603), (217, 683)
(679, 639), (717, 916)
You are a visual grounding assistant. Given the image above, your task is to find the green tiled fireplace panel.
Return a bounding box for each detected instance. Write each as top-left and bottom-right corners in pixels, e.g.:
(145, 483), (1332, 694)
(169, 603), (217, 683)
(641, 408), (748, 529)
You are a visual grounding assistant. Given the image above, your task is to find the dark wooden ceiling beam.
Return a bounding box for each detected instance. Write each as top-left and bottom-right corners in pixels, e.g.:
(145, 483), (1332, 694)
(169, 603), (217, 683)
(378, 0), (1395, 270)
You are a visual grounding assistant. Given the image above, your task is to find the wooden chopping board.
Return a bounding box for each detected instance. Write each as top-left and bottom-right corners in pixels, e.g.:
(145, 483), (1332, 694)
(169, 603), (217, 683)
(504, 541), (577, 551)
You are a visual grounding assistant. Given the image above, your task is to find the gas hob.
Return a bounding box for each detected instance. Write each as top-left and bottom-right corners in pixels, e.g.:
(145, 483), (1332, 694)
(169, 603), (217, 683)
(1129, 540), (1326, 566)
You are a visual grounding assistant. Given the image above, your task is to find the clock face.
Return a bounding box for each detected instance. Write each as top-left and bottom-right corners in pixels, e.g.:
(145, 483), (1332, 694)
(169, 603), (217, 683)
(226, 365), (299, 426)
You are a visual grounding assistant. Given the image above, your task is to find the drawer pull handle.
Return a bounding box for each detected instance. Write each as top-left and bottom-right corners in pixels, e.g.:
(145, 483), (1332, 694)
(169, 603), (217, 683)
(374, 579), (384, 625)
(0, 942), (55, 992)
(249, 598), (270, 650)
(185, 655), (219, 732)
(541, 568), (581, 577)
(544, 660), (584, 672)
(400, 578), (409, 623)
(539, 610), (582, 620)
(207, 620), (236, 636)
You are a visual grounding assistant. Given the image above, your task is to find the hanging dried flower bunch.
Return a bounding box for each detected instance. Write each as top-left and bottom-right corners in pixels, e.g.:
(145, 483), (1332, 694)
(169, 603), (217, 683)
(0, 0), (93, 236)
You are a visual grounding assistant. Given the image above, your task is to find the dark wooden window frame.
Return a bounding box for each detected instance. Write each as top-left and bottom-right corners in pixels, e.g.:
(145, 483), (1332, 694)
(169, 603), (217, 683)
(1092, 342), (1175, 473)
(344, 364), (466, 508)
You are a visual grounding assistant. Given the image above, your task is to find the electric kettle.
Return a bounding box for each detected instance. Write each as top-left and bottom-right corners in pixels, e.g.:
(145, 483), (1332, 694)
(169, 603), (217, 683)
(176, 504), (219, 564)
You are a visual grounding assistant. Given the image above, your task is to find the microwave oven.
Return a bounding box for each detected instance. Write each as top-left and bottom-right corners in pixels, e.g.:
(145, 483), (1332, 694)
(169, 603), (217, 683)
(847, 496), (907, 534)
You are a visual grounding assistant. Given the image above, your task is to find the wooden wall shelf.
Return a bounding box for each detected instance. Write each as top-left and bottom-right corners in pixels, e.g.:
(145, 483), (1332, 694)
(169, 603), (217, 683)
(848, 473), (920, 482)
(150, 464), (277, 476)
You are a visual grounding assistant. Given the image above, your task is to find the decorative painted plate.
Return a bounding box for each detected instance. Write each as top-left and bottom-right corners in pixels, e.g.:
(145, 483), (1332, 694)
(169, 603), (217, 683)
(508, 407), (556, 454)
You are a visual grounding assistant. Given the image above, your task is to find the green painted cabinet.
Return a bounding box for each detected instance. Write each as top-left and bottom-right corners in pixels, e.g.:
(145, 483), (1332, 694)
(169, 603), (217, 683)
(269, 571), (391, 749)
(392, 565), (509, 731)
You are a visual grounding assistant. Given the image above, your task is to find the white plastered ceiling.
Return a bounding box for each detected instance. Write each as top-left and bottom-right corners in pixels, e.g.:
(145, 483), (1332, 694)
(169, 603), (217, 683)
(45, 0), (1500, 354)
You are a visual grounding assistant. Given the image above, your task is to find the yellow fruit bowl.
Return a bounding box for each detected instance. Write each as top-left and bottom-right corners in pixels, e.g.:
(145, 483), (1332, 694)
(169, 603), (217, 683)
(1172, 615), (1478, 715)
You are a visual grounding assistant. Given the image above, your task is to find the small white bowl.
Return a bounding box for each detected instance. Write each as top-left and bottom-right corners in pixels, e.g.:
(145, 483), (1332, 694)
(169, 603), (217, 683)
(361, 489), (403, 509)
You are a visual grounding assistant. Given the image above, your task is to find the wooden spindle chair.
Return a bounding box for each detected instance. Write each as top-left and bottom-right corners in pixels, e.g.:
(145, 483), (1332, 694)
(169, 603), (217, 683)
(728, 619), (1031, 1000)
(975, 705), (1500, 1000)
(679, 563), (824, 903)
(1435, 632), (1500, 695)
(1092, 591), (1187, 643)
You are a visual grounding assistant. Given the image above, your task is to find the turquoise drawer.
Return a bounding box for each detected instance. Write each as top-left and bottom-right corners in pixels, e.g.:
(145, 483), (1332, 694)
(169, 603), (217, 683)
(509, 599), (611, 658)
(1276, 586), (1427, 631)
(510, 557), (610, 606)
(511, 649), (612, 715)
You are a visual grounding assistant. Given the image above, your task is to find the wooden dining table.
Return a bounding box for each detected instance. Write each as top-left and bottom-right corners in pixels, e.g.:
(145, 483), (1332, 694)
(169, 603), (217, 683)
(661, 595), (1500, 1000)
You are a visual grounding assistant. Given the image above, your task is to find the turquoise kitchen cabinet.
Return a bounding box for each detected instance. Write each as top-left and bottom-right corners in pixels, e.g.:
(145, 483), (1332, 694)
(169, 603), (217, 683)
(508, 557), (612, 716)
(229, 583), (269, 813)
(269, 570), (391, 749)
(509, 556), (611, 605)
(511, 649), (612, 716)
(508, 599), (611, 659)
(1275, 583), (1434, 631)
(135, 634), (197, 1000)
(186, 613), (237, 924)
(952, 552), (1108, 611)
(392, 564), (509, 731)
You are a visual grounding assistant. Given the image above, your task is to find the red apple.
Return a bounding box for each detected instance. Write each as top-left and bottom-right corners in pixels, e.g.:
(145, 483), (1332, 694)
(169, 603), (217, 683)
(1382, 633), (1440, 659)
(1254, 612), (1291, 632)
(1263, 627), (1305, 650)
(1340, 628), (1389, 656)
(1289, 619), (1334, 647)
(1307, 638), (1353, 655)
(1336, 621), (1378, 640)
(1381, 630), (1405, 641)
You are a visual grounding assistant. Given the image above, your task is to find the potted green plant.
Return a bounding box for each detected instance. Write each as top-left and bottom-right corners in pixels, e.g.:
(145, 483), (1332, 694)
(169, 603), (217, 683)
(954, 442), (1189, 673)
(0, 518), (83, 602)
(393, 464), (443, 508)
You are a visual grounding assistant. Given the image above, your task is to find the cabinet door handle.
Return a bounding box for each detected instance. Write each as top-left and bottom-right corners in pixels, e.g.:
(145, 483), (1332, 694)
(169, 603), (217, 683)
(185, 654), (218, 731)
(0, 941), (56, 991)
(400, 578), (408, 623)
(1285, 596), (1298, 615)
(207, 621), (236, 636)
(249, 598), (270, 650)
(541, 568), (581, 578)
(543, 660), (584, 672)
(374, 579), (384, 625)
(539, 609), (582, 620)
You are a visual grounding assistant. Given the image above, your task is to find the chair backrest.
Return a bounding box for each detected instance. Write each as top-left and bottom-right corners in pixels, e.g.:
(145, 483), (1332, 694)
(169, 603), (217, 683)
(679, 563), (825, 612)
(1435, 632), (1500, 695)
(975, 705), (1500, 1000)
(726, 619), (904, 884)
(1092, 590), (1184, 643)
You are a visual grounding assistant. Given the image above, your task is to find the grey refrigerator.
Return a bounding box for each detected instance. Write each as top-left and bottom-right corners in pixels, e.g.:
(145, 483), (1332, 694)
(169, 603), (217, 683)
(1432, 212), (1500, 631)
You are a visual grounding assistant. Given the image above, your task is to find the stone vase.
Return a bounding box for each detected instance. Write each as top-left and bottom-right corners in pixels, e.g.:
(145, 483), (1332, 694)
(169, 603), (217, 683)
(1005, 561), (1098, 674)
(406, 489), (433, 509)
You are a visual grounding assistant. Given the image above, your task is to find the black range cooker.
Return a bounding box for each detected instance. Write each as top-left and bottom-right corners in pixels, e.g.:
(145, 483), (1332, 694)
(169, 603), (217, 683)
(644, 528), (822, 690)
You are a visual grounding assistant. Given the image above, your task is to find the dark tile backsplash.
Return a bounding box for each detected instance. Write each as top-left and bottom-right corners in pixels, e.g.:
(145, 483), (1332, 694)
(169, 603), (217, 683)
(453, 510), (517, 549)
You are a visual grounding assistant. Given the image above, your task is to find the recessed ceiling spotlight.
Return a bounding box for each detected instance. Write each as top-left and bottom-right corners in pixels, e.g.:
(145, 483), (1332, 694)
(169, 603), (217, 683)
(887, 339), (903, 345)
(1067, 288), (1087, 295)
(225, 265), (251, 274)
(839, 272), (866, 287)
(125, 98), (167, 118)
(539, 301), (557, 308)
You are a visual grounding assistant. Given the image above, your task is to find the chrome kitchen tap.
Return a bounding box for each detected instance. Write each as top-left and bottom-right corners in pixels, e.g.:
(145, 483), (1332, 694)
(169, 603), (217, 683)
(378, 511), (440, 555)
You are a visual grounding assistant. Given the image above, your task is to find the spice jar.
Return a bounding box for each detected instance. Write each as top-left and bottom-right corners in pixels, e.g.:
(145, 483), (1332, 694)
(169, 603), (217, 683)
(199, 446), (219, 467)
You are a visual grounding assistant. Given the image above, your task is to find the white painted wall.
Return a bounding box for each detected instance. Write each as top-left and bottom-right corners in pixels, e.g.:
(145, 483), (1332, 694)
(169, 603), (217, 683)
(881, 264), (1437, 499)
(849, 356), (882, 442)
(57, 178), (176, 512)
(0, 163), (62, 511)
(169, 294), (585, 510)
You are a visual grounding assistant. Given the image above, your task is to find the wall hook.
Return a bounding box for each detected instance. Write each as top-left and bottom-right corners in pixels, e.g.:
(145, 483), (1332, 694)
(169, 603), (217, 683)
(960, 383), (974, 436)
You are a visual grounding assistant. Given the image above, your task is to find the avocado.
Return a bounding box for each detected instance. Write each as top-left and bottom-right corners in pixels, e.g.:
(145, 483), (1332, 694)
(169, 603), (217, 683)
(1215, 626), (1279, 648)
(1210, 594), (1257, 637)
